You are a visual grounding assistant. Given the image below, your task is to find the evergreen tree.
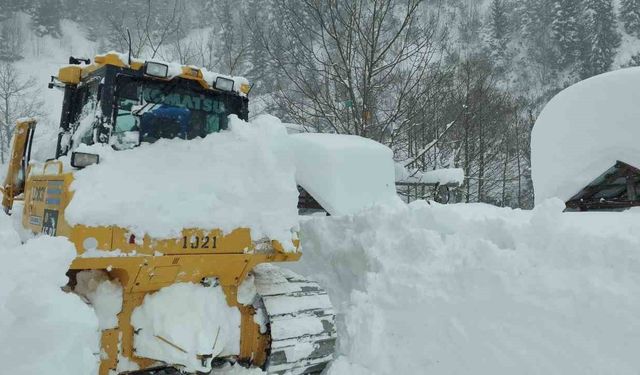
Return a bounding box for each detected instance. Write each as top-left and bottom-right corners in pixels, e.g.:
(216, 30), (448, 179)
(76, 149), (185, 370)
(624, 51), (640, 66)
(487, 0), (510, 62)
(581, 0), (621, 77)
(0, 24), (22, 62)
(32, 0), (63, 38)
(621, 0), (640, 37)
(551, 0), (581, 66)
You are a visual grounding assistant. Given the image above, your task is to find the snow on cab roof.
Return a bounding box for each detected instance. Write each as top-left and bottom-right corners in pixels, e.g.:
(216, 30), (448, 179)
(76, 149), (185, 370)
(532, 67), (640, 204)
(88, 51), (250, 96)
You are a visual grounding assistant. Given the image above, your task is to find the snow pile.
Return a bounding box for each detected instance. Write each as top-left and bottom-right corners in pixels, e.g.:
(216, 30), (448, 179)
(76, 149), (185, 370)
(65, 115), (300, 247)
(131, 282), (241, 373)
(291, 132), (401, 216)
(395, 163), (465, 185)
(532, 68), (640, 203)
(0, 218), (100, 374)
(293, 200), (640, 375)
(74, 270), (123, 330)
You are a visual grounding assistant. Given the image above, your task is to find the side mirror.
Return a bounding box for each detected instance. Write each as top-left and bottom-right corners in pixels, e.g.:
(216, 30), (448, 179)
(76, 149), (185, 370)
(71, 152), (99, 169)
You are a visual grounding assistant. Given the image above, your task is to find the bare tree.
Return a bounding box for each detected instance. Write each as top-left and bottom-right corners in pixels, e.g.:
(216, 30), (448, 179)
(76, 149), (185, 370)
(106, 0), (184, 59)
(0, 63), (42, 163)
(261, 0), (443, 144)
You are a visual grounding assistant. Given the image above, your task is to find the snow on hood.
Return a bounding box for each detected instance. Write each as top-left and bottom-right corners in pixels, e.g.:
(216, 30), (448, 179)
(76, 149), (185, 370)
(65, 115), (300, 247)
(532, 67), (640, 204)
(64, 114), (401, 245)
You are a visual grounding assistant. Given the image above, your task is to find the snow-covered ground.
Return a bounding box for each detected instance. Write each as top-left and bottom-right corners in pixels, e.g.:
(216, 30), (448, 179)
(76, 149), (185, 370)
(3, 199), (640, 375)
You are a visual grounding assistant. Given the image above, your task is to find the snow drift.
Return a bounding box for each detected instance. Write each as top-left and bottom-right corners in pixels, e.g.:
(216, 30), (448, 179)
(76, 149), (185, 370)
(532, 68), (640, 203)
(292, 200), (640, 375)
(0, 214), (100, 374)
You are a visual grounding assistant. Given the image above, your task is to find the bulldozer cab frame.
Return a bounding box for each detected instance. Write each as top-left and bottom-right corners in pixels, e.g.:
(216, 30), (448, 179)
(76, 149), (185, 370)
(55, 62), (249, 158)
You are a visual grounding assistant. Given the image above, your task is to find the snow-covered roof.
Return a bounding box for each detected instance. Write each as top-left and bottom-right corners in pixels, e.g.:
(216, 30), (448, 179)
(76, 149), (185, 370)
(395, 163), (464, 186)
(291, 133), (401, 216)
(532, 68), (640, 204)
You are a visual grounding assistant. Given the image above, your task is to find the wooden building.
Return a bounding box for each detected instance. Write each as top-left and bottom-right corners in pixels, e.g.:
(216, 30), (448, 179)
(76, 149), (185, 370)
(565, 161), (640, 211)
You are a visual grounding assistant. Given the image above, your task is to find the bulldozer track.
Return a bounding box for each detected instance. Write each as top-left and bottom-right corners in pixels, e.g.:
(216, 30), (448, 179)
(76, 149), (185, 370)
(253, 264), (337, 375)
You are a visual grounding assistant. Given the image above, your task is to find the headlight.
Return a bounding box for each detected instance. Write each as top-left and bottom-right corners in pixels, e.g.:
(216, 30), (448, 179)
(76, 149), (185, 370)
(71, 152), (100, 169)
(215, 77), (235, 92)
(145, 62), (169, 78)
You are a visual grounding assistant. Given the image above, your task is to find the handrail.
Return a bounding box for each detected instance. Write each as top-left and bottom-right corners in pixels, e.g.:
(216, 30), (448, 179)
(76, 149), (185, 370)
(43, 160), (63, 175)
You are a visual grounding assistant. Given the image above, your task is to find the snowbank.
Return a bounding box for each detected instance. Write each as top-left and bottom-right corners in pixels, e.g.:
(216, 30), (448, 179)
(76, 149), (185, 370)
(131, 282), (241, 373)
(65, 115), (300, 247)
(291, 133), (401, 216)
(532, 68), (640, 203)
(292, 200), (640, 375)
(0, 219), (100, 374)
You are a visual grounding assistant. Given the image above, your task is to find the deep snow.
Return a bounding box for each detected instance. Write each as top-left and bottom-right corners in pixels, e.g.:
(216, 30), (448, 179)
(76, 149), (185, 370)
(290, 200), (640, 375)
(2, 195), (640, 374)
(64, 115), (300, 248)
(0, 215), (100, 374)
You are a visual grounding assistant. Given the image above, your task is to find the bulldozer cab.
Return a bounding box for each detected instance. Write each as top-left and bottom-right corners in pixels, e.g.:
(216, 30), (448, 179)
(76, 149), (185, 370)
(54, 54), (249, 158)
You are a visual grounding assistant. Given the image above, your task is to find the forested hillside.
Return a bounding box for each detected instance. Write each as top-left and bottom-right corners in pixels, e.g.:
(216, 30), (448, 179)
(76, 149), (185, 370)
(1, 0), (638, 207)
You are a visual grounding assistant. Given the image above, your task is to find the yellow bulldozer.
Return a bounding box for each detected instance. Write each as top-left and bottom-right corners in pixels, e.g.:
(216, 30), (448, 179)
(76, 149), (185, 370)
(1, 53), (336, 374)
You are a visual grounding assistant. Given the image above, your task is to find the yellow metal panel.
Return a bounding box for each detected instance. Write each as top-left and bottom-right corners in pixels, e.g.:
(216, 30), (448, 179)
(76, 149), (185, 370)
(58, 66), (82, 84)
(178, 66), (210, 89)
(99, 329), (118, 372)
(132, 265), (180, 292)
(2, 119), (36, 213)
(239, 304), (269, 366)
(94, 53), (126, 67)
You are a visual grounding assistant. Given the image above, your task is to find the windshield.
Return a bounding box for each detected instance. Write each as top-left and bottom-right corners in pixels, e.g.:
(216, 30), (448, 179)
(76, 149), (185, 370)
(114, 77), (241, 146)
